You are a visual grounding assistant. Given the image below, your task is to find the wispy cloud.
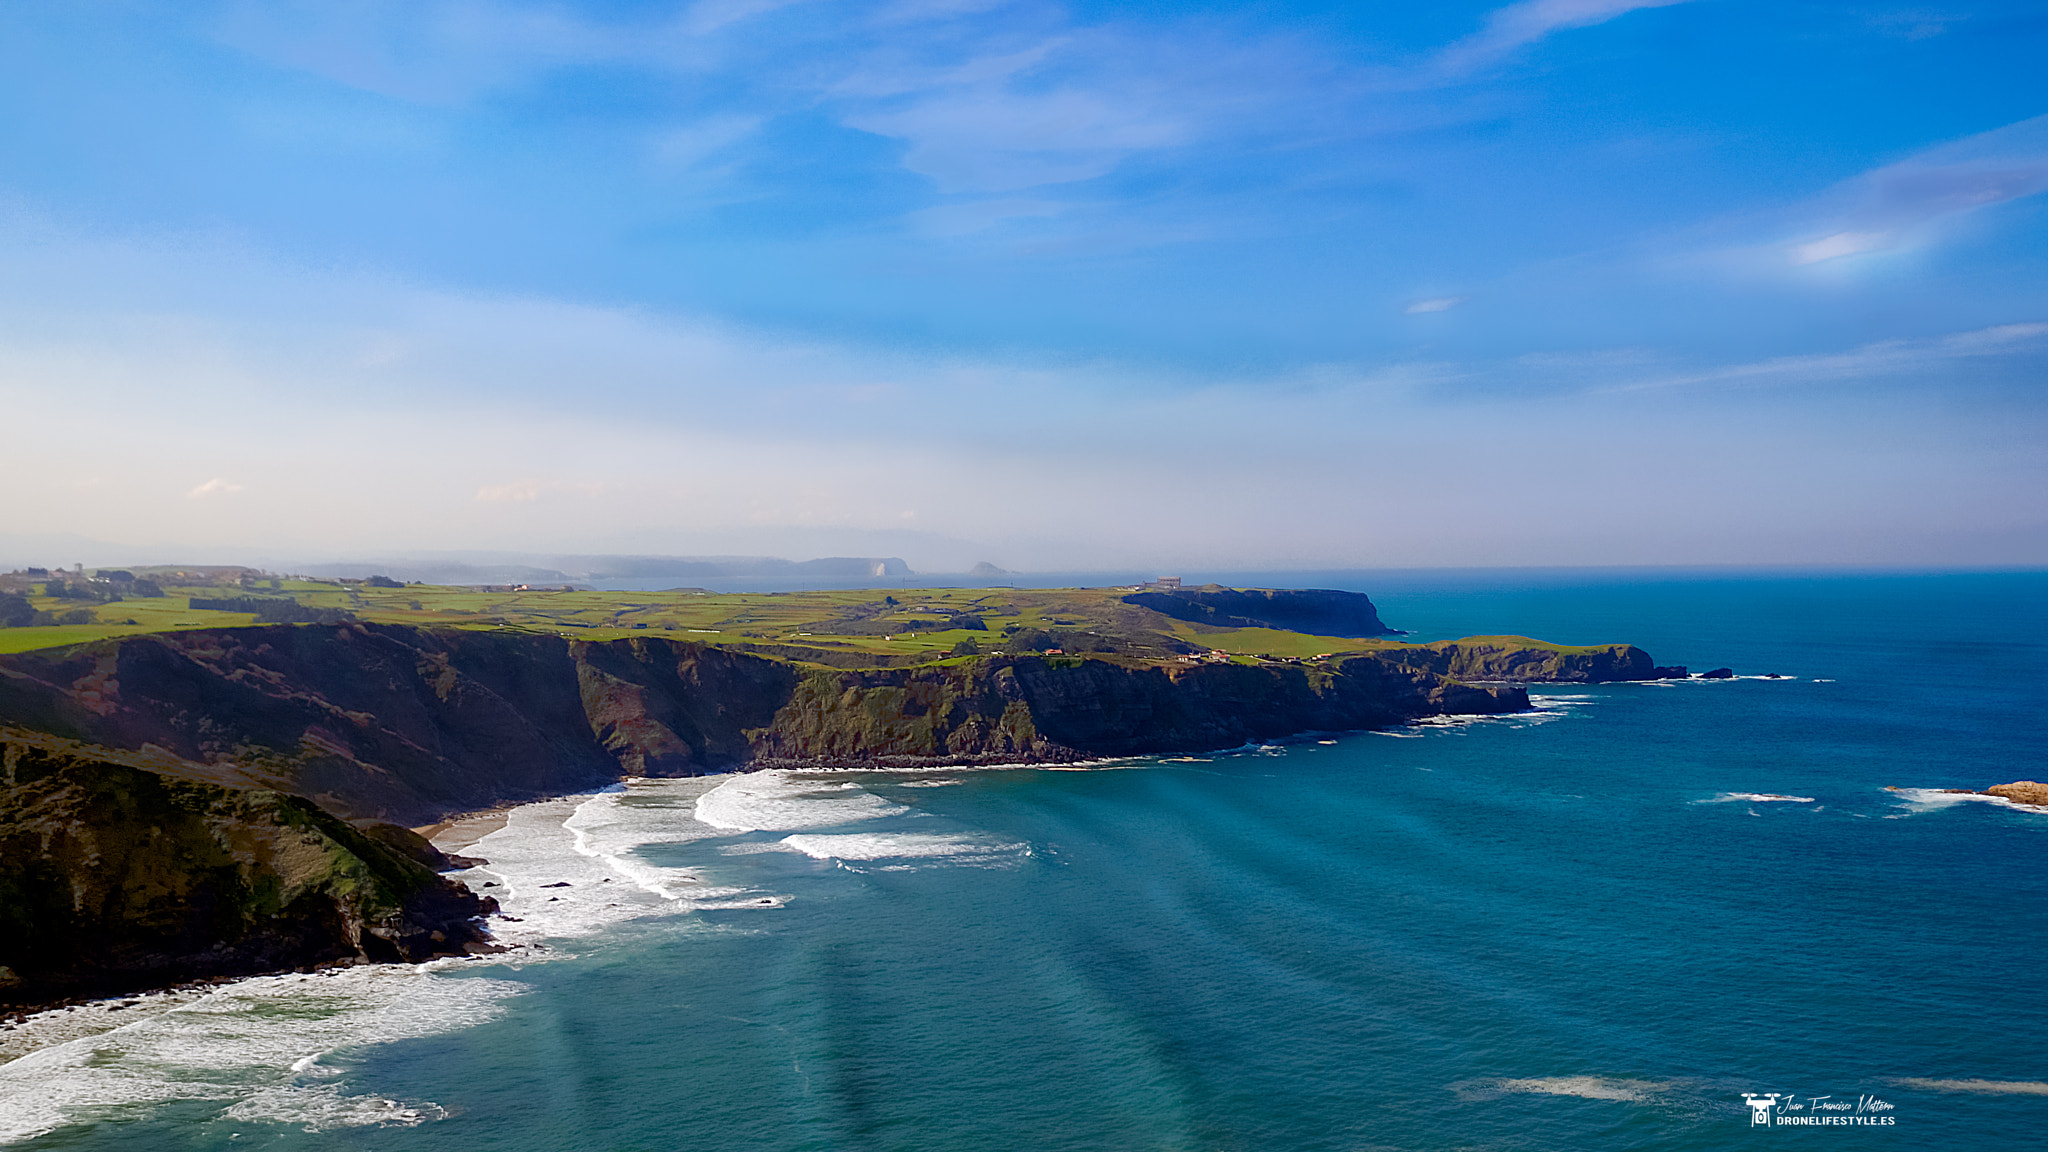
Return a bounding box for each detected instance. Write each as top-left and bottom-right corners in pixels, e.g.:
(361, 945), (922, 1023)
(1437, 0), (1694, 73)
(1778, 114), (2048, 265)
(1605, 321), (2048, 392)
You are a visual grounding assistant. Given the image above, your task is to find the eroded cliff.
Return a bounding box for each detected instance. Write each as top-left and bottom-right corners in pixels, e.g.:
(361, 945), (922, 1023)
(0, 623), (1543, 823)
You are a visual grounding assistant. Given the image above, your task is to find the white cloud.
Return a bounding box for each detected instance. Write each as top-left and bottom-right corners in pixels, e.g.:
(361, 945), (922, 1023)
(186, 478), (246, 499)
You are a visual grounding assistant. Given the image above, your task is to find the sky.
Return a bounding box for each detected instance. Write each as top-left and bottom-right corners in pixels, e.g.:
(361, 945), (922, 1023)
(1, 0), (2044, 572)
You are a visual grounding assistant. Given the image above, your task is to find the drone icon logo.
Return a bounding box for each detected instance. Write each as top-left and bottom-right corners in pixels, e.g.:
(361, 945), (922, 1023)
(1743, 1094), (1781, 1126)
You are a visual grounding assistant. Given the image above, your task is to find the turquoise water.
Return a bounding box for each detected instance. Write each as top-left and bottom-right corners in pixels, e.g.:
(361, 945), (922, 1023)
(11, 572), (2047, 1149)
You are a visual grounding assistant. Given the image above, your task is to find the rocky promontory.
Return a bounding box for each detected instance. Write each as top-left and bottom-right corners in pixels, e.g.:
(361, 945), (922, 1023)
(0, 732), (495, 1008)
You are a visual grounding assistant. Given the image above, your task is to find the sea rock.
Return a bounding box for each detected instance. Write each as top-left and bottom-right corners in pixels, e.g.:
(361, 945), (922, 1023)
(1698, 668), (1735, 679)
(1986, 781), (2048, 808)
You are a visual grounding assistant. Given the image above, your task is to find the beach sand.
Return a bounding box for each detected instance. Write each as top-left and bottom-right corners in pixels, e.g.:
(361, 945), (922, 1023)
(415, 806), (516, 851)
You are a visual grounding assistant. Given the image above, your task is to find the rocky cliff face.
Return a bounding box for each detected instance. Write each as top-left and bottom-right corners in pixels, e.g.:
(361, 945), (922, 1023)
(0, 625), (624, 824)
(0, 733), (494, 1007)
(1365, 637), (1679, 683)
(0, 624), (1543, 823)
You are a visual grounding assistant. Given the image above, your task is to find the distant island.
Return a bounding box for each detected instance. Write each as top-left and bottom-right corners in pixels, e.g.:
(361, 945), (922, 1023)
(0, 569), (1700, 1012)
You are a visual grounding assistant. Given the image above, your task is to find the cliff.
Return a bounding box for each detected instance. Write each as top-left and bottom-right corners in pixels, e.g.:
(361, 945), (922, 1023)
(1364, 637), (1686, 683)
(0, 732), (494, 1008)
(748, 654), (1520, 765)
(0, 624), (1538, 824)
(1121, 588), (1397, 636)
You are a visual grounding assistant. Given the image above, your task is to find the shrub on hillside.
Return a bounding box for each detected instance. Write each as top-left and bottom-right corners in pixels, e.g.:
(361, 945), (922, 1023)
(0, 593), (36, 628)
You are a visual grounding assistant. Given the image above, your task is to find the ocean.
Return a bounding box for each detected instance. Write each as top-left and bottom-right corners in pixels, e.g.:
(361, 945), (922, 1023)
(5, 570), (2045, 1149)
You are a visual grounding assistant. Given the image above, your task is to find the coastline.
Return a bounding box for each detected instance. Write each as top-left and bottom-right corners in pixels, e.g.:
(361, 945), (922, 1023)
(412, 804), (521, 844)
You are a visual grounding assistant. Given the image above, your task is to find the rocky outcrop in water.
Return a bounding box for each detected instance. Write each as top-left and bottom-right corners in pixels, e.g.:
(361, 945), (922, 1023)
(0, 732), (494, 1008)
(1986, 781), (2048, 808)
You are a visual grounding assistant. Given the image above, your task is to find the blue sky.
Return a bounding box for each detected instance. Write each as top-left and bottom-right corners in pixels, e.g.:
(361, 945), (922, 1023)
(2, 0), (2044, 569)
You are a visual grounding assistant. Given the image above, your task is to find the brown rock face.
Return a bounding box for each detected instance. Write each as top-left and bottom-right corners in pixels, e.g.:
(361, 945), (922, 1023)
(1986, 781), (2048, 808)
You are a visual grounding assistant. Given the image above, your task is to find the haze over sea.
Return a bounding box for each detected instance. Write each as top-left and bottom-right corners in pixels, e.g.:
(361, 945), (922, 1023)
(5, 570), (2044, 1149)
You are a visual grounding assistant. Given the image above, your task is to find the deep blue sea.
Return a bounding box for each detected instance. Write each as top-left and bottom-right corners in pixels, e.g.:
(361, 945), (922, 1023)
(6, 571), (2046, 1150)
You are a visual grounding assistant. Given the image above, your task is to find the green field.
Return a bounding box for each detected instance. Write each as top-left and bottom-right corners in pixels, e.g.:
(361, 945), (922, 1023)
(0, 574), (1418, 666)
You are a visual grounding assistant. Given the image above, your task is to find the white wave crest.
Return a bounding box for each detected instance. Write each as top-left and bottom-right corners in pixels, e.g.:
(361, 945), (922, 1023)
(694, 770), (909, 832)
(1707, 792), (1816, 804)
(780, 832), (1026, 862)
(453, 780), (759, 946)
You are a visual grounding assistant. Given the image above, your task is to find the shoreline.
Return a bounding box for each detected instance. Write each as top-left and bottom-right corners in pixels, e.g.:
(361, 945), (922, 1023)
(412, 803), (521, 845)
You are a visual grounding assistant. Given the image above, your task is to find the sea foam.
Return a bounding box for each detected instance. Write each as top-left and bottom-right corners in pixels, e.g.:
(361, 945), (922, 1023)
(1473, 1076), (1677, 1103)
(694, 770), (909, 832)
(1706, 792), (1816, 804)
(1885, 788), (2048, 816)
(1894, 1078), (2048, 1095)
(0, 966), (522, 1144)
(780, 831), (1027, 864)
